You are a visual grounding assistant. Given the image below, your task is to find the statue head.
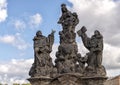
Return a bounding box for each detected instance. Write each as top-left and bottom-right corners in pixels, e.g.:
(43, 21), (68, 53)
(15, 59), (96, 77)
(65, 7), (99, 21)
(94, 30), (103, 39)
(36, 30), (42, 36)
(94, 30), (100, 36)
(72, 12), (78, 18)
(81, 26), (87, 33)
(61, 3), (67, 12)
(61, 3), (66, 7)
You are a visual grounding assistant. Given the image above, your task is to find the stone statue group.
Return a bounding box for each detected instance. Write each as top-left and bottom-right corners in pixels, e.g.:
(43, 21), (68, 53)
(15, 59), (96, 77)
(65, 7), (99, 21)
(29, 3), (106, 78)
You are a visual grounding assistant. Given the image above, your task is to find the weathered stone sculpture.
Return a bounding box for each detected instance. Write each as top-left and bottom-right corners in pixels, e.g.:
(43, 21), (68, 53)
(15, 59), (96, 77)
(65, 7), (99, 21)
(58, 4), (79, 32)
(55, 3), (83, 74)
(77, 26), (106, 77)
(29, 30), (55, 77)
(28, 3), (107, 85)
(77, 26), (107, 85)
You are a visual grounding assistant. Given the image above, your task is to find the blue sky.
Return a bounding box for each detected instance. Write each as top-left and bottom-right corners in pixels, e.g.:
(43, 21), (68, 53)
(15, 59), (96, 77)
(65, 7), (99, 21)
(0, 0), (120, 84)
(0, 0), (72, 61)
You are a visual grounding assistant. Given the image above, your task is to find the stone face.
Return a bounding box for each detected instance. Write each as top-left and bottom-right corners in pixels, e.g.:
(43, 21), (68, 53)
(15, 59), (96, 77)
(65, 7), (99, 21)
(28, 3), (107, 85)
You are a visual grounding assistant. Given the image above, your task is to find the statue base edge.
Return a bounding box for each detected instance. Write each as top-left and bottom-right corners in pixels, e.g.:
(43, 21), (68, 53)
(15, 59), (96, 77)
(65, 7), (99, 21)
(81, 76), (108, 85)
(27, 77), (52, 85)
(27, 74), (108, 85)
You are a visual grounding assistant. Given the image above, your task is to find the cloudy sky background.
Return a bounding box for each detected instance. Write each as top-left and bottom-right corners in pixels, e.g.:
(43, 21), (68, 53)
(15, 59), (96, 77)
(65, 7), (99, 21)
(0, 0), (120, 84)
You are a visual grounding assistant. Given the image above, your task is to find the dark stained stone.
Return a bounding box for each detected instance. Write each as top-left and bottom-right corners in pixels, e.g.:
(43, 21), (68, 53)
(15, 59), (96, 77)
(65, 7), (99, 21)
(28, 3), (107, 85)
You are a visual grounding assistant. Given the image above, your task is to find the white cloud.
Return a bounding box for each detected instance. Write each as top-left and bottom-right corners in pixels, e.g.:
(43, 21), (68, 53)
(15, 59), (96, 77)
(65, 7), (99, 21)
(67, 0), (120, 76)
(0, 33), (30, 50)
(103, 43), (120, 70)
(0, 35), (15, 44)
(13, 20), (26, 31)
(11, 13), (42, 30)
(29, 13), (42, 28)
(0, 0), (7, 22)
(50, 43), (59, 64)
(68, 0), (120, 47)
(0, 65), (9, 73)
(107, 69), (120, 77)
(0, 58), (33, 85)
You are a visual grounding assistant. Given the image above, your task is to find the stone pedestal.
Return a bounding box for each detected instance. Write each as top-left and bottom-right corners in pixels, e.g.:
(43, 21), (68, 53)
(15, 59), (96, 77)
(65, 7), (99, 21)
(82, 76), (108, 85)
(28, 75), (107, 85)
(27, 77), (52, 85)
(50, 73), (83, 85)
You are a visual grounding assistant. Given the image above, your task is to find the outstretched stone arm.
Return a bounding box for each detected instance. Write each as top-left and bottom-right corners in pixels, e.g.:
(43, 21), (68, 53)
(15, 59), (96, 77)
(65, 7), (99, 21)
(77, 26), (90, 50)
(47, 30), (56, 52)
